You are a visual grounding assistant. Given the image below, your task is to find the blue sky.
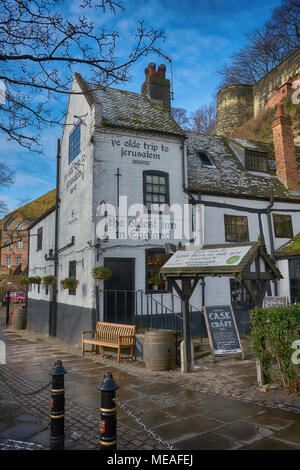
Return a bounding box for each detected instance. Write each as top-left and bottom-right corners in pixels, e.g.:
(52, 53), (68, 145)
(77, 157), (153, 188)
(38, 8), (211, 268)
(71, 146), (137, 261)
(0, 0), (282, 214)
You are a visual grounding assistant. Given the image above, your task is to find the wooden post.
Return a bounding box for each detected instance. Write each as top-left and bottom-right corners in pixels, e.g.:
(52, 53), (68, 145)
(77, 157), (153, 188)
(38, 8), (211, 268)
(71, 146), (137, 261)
(182, 280), (192, 373)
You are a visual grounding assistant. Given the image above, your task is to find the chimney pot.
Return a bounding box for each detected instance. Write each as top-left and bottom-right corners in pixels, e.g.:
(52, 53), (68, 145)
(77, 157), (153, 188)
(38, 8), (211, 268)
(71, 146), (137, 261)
(148, 63), (156, 76)
(158, 64), (166, 78)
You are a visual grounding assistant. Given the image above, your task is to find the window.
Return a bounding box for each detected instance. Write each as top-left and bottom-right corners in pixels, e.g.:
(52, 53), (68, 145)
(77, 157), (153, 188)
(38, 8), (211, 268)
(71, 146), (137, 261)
(224, 215), (249, 242)
(146, 250), (169, 292)
(69, 122), (81, 164)
(69, 260), (76, 295)
(5, 257), (11, 267)
(37, 227), (43, 251)
(273, 214), (293, 238)
(17, 241), (23, 249)
(230, 280), (254, 309)
(143, 171), (169, 211)
(245, 150), (268, 173)
(16, 257), (22, 265)
(197, 151), (214, 167)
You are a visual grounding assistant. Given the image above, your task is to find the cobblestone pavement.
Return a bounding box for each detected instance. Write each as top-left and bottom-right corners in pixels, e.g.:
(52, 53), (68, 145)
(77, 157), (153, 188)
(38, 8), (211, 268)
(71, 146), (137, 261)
(1, 326), (300, 450)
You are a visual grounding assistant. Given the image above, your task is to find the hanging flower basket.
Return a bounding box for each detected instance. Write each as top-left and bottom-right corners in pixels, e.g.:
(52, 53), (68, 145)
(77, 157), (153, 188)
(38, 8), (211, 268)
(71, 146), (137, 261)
(92, 266), (112, 281)
(42, 275), (57, 287)
(20, 276), (29, 285)
(28, 276), (42, 285)
(61, 277), (79, 290)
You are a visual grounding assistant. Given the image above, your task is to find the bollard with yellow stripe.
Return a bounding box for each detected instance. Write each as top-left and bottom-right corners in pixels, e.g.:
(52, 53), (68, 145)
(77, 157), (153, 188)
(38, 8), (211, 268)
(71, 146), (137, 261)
(49, 360), (67, 450)
(97, 371), (119, 451)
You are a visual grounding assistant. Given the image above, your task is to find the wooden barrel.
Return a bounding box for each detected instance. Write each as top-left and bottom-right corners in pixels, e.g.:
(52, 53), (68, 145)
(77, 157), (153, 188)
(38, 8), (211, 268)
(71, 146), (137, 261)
(12, 304), (27, 330)
(144, 330), (176, 371)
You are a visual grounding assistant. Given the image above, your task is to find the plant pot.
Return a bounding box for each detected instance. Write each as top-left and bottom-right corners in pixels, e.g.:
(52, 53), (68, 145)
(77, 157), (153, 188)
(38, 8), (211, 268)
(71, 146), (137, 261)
(62, 279), (78, 290)
(92, 267), (112, 281)
(93, 274), (110, 280)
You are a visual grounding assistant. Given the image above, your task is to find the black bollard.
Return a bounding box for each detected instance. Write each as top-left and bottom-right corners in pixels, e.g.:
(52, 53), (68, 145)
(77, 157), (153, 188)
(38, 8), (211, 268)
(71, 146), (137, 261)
(97, 371), (119, 451)
(49, 360), (66, 450)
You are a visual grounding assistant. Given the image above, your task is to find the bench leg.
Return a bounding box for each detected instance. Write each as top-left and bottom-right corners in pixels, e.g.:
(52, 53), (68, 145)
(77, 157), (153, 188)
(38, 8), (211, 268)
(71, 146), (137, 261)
(130, 344), (134, 361)
(117, 347), (121, 363)
(82, 338), (85, 356)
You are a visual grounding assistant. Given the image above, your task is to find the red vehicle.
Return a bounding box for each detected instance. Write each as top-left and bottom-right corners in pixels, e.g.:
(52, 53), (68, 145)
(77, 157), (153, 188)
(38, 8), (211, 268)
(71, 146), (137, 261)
(2, 292), (25, 305)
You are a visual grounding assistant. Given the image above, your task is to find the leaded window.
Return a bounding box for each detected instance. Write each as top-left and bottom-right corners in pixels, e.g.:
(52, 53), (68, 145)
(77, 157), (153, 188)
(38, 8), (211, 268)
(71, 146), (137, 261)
(69, 260), (76, 295)
(69, 122), (81, 164)
(143, 171), (169, 211)
(37, 227), (43, 251)
(224, 215), (249, 242)
(273, 214), (293, 238)
(245, 150), (268, 173)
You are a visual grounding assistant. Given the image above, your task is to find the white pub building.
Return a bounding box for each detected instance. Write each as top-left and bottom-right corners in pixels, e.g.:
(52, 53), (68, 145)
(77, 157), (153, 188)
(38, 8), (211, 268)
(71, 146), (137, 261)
(27, 63), (300, 347)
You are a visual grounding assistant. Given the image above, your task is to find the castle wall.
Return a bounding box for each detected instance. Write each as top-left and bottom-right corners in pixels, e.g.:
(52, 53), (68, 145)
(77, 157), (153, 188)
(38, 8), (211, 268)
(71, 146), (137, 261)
(214, 49), (300, 136)
(214, 85), (254, 135)
(253, 49), (300, 116)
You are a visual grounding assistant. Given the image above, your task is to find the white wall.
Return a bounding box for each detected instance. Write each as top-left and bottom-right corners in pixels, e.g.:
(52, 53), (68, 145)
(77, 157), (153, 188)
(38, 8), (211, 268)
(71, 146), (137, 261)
(56, 78), (95, 309)
(28, 210), (55, 301)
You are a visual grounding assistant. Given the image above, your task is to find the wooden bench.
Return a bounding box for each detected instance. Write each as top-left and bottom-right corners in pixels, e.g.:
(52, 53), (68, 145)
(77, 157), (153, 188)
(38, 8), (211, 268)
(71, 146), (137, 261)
(82, 322), (136, 362)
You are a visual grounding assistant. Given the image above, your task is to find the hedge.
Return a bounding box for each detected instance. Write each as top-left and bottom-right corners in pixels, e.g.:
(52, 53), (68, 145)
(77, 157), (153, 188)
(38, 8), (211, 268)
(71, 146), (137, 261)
(250, 304), (300, 393)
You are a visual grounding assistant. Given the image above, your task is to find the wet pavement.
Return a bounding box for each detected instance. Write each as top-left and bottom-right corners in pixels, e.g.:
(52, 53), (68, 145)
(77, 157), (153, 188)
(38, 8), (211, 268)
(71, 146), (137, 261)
(1, 324), (300, 451)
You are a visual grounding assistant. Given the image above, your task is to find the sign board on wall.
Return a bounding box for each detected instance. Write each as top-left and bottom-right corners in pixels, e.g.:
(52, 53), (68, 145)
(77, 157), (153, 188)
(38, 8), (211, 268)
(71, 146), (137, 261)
(263, 296), (289, 308)
(203, 305), (245, 361)
(162, 245), (252, 270)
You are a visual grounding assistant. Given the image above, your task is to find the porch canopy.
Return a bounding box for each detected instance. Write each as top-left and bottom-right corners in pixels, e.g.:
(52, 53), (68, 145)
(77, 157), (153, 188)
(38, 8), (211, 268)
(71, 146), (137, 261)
(160, 237), (282, 373)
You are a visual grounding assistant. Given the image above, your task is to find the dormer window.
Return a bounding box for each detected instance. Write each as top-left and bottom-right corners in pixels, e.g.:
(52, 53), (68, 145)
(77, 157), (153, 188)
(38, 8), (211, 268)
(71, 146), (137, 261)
(197, 151), (214, 167)
(245, 150), (268, 173)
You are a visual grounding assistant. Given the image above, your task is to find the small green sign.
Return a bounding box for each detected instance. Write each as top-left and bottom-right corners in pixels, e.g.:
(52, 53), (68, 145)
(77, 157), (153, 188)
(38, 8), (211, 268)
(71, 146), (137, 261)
(226, 255), (240, 265)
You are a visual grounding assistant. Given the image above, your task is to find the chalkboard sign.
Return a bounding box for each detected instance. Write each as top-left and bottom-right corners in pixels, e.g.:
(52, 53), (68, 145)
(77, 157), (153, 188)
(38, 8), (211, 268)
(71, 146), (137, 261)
(263, 296), (289, 308)
(203, 305), (244, 361)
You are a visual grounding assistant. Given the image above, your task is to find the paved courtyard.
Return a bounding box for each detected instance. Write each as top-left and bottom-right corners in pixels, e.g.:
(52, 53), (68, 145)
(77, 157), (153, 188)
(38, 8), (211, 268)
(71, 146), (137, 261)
(1, 322), (300, 451)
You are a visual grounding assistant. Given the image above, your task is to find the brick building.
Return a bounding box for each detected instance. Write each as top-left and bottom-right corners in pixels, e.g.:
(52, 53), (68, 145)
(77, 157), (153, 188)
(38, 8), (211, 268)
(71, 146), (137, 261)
(0, 216), (31, 274)
(0, 189), (56, 275)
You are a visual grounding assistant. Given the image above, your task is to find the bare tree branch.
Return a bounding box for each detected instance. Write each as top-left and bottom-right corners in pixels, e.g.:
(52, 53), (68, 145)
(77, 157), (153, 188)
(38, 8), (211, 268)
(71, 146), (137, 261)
(190, 104), (216, 134)
(217, 0), (300, 88)
(0, 0), (165, 151)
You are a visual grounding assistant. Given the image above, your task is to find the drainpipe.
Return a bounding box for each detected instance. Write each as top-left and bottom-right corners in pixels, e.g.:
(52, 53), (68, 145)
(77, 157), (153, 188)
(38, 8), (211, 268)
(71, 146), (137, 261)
(180, 135), (186, 190)
(266, 189), (278, 295)
(51, 138), (61, 337)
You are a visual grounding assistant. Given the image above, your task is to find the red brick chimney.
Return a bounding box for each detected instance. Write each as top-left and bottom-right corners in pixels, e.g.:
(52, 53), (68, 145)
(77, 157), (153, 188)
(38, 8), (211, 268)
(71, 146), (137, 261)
(141, 63), (170, 112)
(272, 104), (299, 192)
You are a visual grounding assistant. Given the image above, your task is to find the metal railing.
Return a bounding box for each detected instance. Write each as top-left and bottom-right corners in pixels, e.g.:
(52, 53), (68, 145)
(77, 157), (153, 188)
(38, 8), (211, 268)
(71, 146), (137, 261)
(100, 288), (206, 340)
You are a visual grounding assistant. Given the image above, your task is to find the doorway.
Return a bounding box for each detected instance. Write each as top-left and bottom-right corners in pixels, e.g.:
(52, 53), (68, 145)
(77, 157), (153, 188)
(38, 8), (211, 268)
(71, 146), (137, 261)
(289, 258), (300, 304)
(103, 258), (135, 324)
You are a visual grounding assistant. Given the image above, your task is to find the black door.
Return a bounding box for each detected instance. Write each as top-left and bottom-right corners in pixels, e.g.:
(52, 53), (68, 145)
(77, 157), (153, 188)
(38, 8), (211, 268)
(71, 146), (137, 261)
(104, 258), (135, 324)
(290, 258), (300, 304)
